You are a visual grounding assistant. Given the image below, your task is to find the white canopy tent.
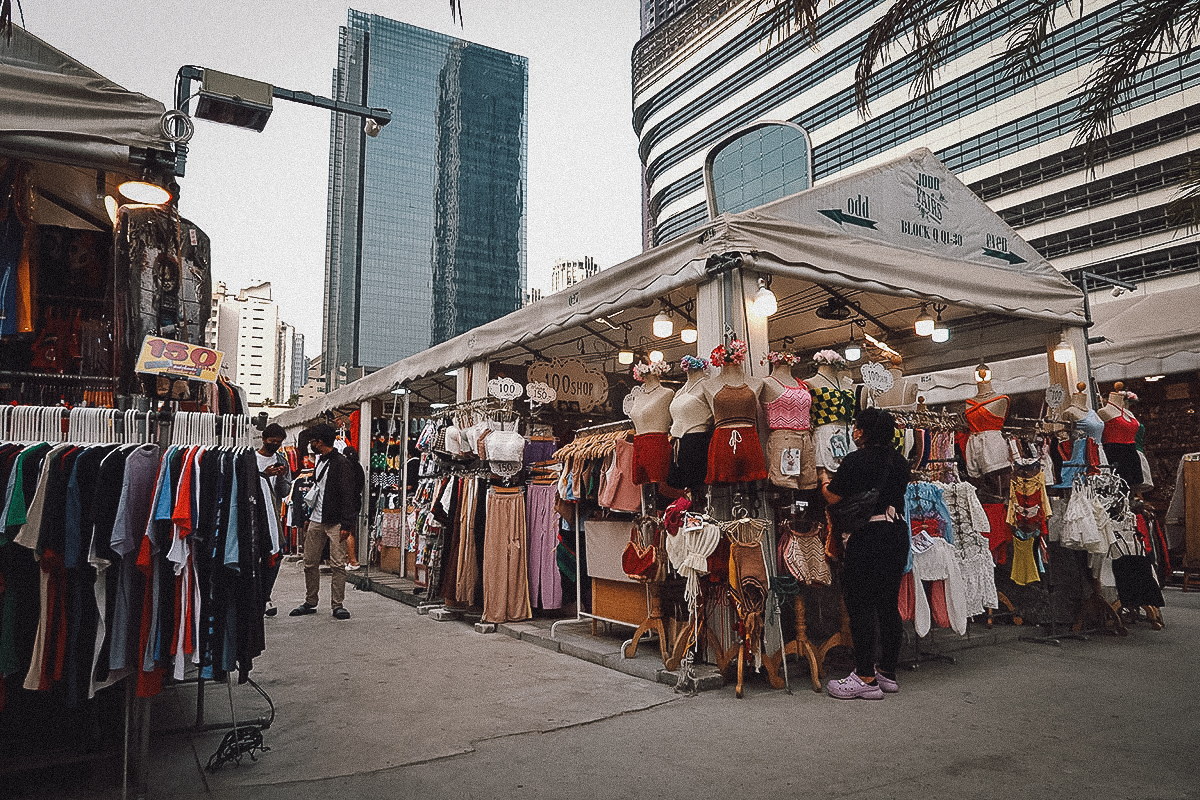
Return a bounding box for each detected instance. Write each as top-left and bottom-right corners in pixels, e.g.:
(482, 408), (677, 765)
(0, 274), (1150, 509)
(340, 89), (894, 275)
(276, 149), (1086, 429)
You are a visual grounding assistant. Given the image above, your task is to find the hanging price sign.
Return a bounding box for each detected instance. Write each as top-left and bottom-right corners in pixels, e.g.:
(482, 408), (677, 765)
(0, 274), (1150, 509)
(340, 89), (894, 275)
(136, 335), (223, 383)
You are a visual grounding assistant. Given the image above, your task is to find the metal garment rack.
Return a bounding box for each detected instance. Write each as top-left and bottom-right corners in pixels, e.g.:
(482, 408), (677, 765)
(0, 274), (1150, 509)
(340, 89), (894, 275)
(0, 404), (255, 798)
(550, 419), (643, 640)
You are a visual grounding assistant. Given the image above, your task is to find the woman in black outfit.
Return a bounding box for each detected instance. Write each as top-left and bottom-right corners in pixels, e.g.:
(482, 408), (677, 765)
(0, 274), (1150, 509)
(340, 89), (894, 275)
(822, 407), (911, 700)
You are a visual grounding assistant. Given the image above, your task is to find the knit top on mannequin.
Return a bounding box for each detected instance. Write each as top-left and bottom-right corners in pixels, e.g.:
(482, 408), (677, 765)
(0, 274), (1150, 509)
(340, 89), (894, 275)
(669, 367), (713, 437)
(629, 372), (675, 434)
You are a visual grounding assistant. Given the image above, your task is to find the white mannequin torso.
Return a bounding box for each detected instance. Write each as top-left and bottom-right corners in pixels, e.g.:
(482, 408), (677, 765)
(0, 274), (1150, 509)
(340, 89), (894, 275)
(808, 363), (850, 392)
(629, 374), (675, 434)
(1097, 390), (1129, 422)
(669, 370), (713, 437)
(872, 367), (918, 409)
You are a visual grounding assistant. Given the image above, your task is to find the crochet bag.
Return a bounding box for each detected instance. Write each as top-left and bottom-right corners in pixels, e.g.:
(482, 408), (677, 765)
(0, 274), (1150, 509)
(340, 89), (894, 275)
(622, 518), (665, 582)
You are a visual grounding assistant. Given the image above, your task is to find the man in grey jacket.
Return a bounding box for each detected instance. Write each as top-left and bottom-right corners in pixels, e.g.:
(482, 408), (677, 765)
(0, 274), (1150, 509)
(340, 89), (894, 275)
(290, 423), (360, 620)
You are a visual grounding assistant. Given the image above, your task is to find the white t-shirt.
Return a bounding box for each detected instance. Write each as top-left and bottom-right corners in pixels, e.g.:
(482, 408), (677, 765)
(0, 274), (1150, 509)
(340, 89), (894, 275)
(307, 457), (330, 525)
(256, 451), (282, 552)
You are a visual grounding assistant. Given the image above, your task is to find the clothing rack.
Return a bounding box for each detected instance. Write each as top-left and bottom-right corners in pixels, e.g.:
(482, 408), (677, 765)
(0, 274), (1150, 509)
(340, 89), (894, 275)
(550, 419), (645, 643)
(892, 408), (968, 432)
(0, 405), (253, 447)
(429, 397), (507, 419)
(574, 419), (634, 438)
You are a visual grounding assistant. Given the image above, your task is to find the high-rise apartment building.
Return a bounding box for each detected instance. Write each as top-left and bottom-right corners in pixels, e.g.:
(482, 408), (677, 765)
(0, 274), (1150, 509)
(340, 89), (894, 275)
(550, 257), (599, 294)
(639, 0), (702, 36)
(324, 11), (529, 390)
(210, 282), (303, 406)
(634, 0), (1200, 295)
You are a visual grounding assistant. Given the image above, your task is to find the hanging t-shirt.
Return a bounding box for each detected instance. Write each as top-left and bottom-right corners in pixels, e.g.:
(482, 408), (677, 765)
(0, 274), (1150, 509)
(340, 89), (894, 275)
(255, 451), (282, 553)
(307, 458), (330, 525)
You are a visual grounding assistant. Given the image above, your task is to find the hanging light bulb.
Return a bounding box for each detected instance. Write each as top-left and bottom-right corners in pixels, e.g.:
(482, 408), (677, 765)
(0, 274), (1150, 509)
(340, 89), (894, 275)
(680, 324), (697, 344)
(649, 350), (664, 363)
(931, 310), (950, 343)
(618, 328), (634, 364)
(914, 305), (935, 337)
(653, 308), (674, 338)
(750, 277), (778, 317)
(118, 180), (171, 205)
(975, 360), (992, 383)
(1053, 335), (1074, 364)
(844, 322), (862, 362)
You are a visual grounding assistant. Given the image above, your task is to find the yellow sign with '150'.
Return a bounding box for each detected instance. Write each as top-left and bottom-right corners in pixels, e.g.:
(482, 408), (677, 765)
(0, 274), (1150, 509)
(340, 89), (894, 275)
(135, 335), (224, 383)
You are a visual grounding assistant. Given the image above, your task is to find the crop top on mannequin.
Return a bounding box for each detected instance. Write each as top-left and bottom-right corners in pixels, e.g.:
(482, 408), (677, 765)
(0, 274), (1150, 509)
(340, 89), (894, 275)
(1101, 404), (1139, 444)
(965, 395), (1009, 432)
(712, 384), (759, 427)
(764, 377), (811, 430)
(629, 377), (674, 434)
(669, 384), (713, 438)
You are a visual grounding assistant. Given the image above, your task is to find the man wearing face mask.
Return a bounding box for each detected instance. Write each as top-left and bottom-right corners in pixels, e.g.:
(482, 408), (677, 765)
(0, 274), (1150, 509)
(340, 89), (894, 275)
(257, 424), (292, 617)
(290, 423), (359, 620)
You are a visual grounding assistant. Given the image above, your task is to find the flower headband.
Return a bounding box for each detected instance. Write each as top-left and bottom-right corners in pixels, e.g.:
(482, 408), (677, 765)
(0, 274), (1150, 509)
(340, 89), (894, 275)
(813, 349), (847, 366)
(710, 339), (748, 367)
(680, 354), (709, 371)
(632, 361), (671, 381)
(762, 351), (800, 366)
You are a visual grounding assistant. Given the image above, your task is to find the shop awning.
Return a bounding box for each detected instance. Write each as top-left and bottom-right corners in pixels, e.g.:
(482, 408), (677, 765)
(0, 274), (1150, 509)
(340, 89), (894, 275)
(275, 149), (1086, 429)
(0, 25), (175, 173)
(910, 281), (1200, 403)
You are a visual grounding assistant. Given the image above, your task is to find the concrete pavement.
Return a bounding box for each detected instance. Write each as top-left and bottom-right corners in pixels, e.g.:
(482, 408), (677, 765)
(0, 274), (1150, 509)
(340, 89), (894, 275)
(14, 559), (1199, 799)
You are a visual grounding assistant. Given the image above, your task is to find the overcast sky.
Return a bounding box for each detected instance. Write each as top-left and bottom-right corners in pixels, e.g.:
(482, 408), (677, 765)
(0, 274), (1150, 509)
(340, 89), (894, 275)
(26, 1), (645, 347)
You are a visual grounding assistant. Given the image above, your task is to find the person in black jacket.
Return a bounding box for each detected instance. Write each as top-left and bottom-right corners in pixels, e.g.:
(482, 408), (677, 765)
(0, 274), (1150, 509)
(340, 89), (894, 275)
(290, 423), (360, 620)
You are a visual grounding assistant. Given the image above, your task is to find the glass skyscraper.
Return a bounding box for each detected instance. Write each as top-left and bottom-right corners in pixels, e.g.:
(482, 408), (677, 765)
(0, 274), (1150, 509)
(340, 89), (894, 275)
(325, 11), (528, 388)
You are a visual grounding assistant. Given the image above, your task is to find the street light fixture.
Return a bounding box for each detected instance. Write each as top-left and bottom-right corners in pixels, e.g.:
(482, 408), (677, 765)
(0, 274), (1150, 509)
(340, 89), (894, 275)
(172, 65), (393, 177)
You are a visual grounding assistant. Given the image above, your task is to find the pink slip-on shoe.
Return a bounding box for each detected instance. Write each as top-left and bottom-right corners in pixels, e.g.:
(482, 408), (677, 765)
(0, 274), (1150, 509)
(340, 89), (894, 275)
(827, 672), (884, 700)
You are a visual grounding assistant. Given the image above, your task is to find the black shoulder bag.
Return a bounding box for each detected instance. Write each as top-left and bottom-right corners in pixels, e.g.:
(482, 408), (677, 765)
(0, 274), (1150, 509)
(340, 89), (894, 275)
(826, 455), (894, 536)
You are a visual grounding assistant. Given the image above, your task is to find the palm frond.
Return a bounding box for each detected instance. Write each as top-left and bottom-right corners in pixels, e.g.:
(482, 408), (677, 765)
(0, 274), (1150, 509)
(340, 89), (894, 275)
(855, 0), (1000, 115)
(1169, 158), (1200, 231)
(1073, 0), (1196, 156)
(753, 0), (822, 46)
(1003, 0), (1074, 81)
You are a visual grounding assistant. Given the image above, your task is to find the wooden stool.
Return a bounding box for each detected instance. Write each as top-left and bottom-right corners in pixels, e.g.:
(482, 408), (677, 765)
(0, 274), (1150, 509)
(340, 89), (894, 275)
(777, 591), (852, 693)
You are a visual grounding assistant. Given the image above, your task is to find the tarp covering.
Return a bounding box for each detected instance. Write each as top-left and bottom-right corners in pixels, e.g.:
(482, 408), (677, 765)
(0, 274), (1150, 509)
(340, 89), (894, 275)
(722, 149), (1085, 323)
(275, 149), (1085, 429)
(0, 25), (174, 172)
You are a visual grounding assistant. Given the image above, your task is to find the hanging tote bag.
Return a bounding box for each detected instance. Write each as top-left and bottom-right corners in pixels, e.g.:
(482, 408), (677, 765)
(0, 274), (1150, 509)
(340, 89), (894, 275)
(621, 517), (664, 582)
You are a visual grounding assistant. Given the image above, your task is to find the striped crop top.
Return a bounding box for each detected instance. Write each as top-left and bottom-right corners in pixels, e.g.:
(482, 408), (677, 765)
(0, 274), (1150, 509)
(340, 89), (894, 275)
(764, 378), (812, 431)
